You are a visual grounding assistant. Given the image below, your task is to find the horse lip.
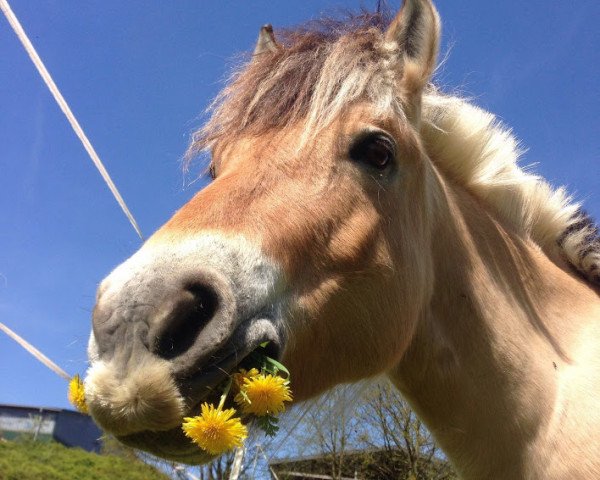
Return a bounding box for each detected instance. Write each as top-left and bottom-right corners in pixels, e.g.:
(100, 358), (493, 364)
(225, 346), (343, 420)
(117, 426), (215, 464)
(175, 317), (283, 411)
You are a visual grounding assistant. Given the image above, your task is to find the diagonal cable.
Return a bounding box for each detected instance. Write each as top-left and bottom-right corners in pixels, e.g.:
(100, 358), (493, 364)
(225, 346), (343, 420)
(0, 0), (143, 240)
(0, 321), (71, 381)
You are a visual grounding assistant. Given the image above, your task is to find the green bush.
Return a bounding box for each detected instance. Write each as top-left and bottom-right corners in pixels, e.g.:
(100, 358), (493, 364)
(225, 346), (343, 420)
(0, 439), (169, 480)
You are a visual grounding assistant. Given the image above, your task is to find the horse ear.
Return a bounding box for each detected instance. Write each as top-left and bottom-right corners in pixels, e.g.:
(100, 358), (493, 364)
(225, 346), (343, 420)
(385, 0), (441, 94)
(254, 24), (280, 56)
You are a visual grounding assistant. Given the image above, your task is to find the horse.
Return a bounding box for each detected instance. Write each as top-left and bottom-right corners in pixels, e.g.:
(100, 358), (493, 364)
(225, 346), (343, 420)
(83, 1), (600, 477)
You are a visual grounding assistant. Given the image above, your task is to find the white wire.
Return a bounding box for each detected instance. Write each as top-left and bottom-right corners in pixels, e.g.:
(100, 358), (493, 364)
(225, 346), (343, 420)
(0, 321), (71, 381)
(0, 0), (143, 240)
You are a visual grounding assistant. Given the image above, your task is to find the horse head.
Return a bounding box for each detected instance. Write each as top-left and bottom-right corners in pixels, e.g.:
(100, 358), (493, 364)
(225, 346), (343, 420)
(84, 0), (442, 462)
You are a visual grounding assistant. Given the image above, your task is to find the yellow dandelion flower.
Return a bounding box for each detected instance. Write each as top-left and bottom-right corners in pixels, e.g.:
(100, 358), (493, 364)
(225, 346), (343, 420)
(182, 403), (247, 455)
(235, 373), (293, 416)
(68, 374), (88, 414)
(232, 368), (260, 392)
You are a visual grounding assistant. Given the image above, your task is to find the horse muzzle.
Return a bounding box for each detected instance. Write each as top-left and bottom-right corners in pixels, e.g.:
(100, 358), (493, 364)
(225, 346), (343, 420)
(84, 234), (285, 459)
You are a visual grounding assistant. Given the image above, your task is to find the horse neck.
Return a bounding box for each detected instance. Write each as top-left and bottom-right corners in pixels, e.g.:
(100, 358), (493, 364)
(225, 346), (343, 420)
(390, 172), (600, 479)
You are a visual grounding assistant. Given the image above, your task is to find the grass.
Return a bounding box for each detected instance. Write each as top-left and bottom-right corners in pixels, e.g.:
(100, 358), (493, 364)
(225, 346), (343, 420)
(0, 439), (170, 480)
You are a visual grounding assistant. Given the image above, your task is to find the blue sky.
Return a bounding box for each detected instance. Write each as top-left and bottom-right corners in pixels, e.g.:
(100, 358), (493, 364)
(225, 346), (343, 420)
(1, 0), (598, 420)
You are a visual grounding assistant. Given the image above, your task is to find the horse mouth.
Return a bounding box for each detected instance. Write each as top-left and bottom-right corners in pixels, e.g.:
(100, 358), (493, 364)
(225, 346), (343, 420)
(115, 317), (283, 463)
(177, 325), (282, 410)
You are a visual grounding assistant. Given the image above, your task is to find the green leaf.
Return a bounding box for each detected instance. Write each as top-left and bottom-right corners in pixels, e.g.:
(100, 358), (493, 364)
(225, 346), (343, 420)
(256, 415), (280, 437)
(263, 357), (290, 378)
(241, 344), (291, 379)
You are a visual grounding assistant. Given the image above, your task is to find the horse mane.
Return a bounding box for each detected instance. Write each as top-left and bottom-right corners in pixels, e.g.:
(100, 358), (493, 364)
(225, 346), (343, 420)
(188, 10), (599, 285)
(421, 94), (599, 285)
(188, 10), (399, 153)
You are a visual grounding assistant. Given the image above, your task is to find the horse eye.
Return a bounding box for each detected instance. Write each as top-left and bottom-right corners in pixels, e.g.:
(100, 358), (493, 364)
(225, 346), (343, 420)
(349, 134), (395, 170)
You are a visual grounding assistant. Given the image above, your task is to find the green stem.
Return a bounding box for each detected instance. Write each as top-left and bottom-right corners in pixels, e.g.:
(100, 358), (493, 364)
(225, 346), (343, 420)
(217, 377), (233, 410)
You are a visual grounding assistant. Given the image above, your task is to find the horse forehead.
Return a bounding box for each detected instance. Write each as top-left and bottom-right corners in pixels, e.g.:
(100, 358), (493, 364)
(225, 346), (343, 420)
(215, 133), (303, 169)
(214, 103), (402, 167)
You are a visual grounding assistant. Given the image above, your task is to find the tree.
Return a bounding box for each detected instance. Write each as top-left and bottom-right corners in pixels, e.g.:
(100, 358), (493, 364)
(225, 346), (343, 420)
(273, 381), (458, 479)
(288, 386), (363, 479)
(357, 381), (457, 479)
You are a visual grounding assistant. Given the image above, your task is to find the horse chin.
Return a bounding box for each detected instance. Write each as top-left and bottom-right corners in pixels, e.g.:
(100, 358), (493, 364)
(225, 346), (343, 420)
(117, 427), (217, 465)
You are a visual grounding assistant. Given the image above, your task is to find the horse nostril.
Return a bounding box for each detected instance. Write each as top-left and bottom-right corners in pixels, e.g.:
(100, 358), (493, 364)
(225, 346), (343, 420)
(153, 282), (219, 360)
